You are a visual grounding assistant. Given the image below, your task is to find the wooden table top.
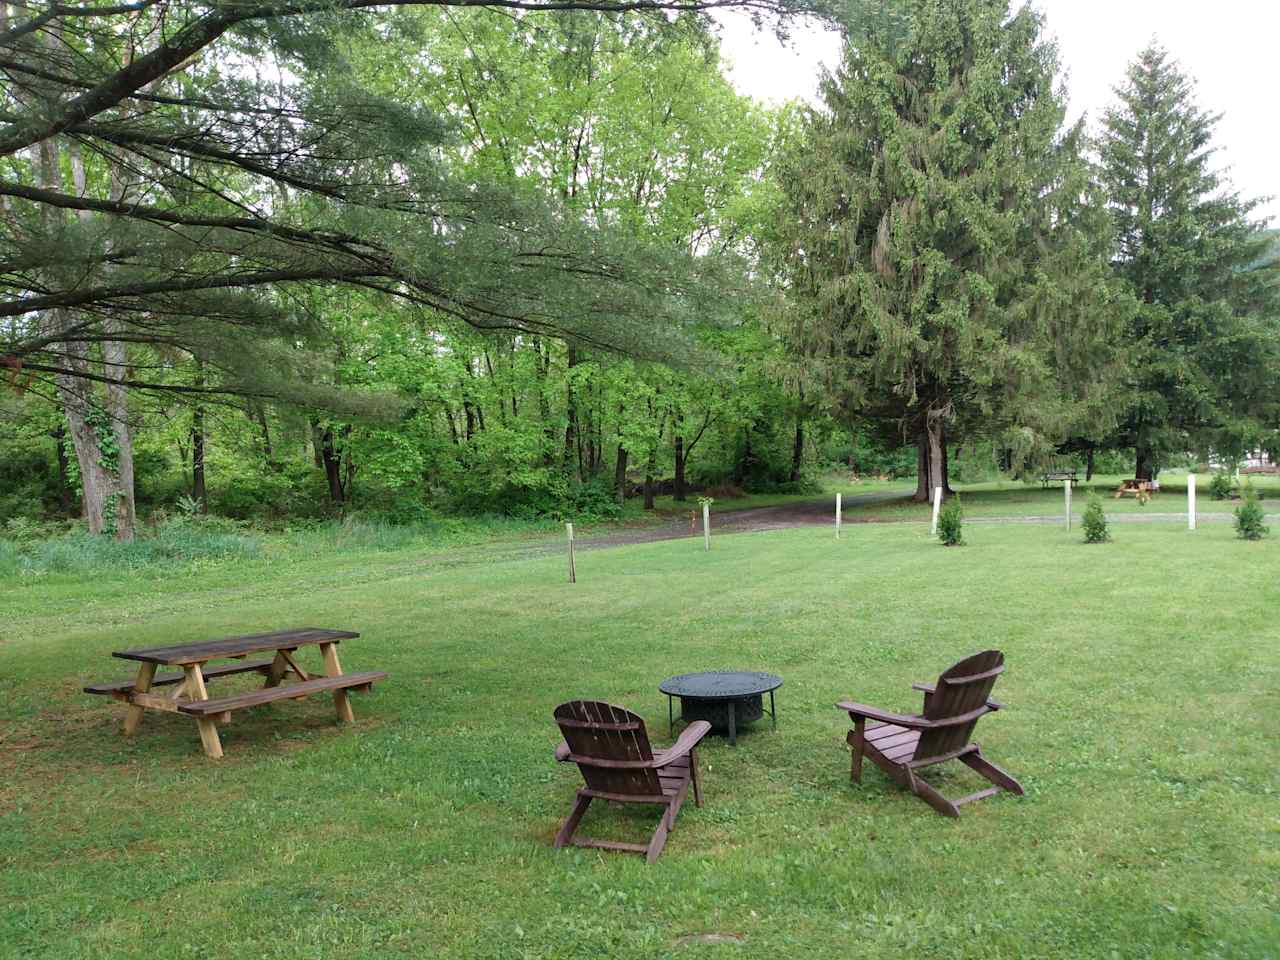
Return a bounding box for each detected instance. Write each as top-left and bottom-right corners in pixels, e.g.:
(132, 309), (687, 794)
(113, 628), (359, 665)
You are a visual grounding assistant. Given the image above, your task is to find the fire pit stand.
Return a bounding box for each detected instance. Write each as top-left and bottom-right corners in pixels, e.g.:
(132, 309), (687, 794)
(658, 671), (782, 746)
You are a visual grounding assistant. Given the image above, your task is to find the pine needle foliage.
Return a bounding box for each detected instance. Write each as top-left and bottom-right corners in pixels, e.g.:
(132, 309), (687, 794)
(1082, 495), (1110, 544)
(937, 494), (963, 546)
(1233, 484), (1269, 541)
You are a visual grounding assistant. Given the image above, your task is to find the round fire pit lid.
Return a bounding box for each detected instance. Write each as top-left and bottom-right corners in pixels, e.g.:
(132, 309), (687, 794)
(658, 671), (782, 699)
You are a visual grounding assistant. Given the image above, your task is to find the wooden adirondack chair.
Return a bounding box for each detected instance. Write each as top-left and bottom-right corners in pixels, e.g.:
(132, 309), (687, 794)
(837, 650), (1024, 817)
(552, 700), (710, 863)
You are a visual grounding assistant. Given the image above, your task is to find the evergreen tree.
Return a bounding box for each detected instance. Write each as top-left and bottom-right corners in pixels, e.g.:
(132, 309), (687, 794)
(776, 0), (1126, 500)
(1097, 44), (1280, 479)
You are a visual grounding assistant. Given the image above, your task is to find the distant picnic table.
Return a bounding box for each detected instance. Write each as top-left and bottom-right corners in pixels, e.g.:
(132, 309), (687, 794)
(84, 627), (386, 759)
(1114, 479), (1157, 499)
(1040, 470), (1079, 488)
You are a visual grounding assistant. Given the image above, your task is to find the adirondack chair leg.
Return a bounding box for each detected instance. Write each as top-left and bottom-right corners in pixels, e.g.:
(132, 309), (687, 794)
(960, 747), (1025, 796)
(848, 719), (865, 784)
(646, 813), (671, 864)
(689, 748), (703, 807)
(667, 781), (690, 830)
(906, 767), (959, 818)
(554, 793), (592, 850)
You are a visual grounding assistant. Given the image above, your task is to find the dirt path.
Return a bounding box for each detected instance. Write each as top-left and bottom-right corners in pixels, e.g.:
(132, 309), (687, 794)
(570, 494), (1274, 552)
(572, 490), (906, 551)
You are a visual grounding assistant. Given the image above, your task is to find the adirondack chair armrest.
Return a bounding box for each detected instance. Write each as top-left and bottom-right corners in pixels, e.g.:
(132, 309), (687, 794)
(554, 740), (571, 763)
(836, 701), (931, 728)
(911, 682), (1005, 710)
(653, 720), (712, 766)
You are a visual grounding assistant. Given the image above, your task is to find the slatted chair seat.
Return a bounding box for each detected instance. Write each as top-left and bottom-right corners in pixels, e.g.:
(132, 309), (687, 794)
(837, 650), (1024, 817)
(552, 700), (710, 863)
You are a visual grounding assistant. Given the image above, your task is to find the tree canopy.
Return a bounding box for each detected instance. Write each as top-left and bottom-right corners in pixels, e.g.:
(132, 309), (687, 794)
(776, 0), (1129, 499)
(1095, 43), (1280, 477)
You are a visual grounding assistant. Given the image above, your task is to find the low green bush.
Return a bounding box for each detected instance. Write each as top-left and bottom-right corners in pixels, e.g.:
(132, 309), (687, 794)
(937, 494), (963, 546)
(1082, 495), (1110, 543)
(1209, 472), (1236, 500)
(1233, 485), (1269, 541)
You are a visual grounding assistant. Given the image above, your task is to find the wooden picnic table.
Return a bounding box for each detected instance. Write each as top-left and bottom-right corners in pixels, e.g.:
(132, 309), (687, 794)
(85, 627), (386, 759)
(1040, 470), (1079, 488)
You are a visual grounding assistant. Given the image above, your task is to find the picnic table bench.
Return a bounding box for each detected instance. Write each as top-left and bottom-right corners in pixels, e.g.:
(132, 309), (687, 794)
(1040, 470), (1079, 488)
(84, 627), (386, 759)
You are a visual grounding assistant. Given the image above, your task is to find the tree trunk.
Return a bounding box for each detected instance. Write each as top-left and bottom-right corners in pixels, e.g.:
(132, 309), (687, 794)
(534, 338), (554, 465)
(321, 426), (344, 504)
(912, 414), (949, 502)
(39, 137), (135, 539)
(191, 363), (207, 511)
(789, 416), (804, 483)
(673, 435), (687, 502)
(564, 344), (579, 478)
(643, 448), (657, 510)
(191, 408), (206, 512)
(251, 403), (277, 469)
(1134, 427), (1155, 481)
(940, 428), (954, 495)
(734, 430), (754, 485)
(614, 444), (629, 507)
(463, 400), (477, 441)
(310, 418), (325, 467)
(51, 424), (74, 514)
(1086, 448), (1095, 481)
(343, 425), (356, 501)
(443, 408), (459, 446)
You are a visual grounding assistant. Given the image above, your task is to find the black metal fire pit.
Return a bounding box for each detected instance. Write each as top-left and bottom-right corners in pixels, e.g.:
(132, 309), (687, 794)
(658, 671), (782, 746)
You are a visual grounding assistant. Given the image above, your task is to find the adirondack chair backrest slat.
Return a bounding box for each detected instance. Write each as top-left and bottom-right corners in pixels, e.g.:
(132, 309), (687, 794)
(915, 650), (1005, 761)
(555, 700), (662, 797)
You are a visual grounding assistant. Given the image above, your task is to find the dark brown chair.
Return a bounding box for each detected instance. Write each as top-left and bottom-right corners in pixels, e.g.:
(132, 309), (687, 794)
(552, 700), (710, 863)
(836, 650), (1024, 817)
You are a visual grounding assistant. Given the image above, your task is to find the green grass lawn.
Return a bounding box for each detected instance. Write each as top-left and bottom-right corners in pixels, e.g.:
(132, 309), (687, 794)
(2, 521), (1277, 958)
(833, 473), (1280, 521)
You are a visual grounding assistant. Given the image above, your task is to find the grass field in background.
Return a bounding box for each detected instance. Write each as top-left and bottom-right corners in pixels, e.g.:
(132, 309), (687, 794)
(823, 472), (1280, 521)
(2, 520), (1276, 959)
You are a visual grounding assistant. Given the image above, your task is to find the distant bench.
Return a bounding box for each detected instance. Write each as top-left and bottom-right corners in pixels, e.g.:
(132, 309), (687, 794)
(85, 627), (386, 759)
(1040, 471), (1079, 488)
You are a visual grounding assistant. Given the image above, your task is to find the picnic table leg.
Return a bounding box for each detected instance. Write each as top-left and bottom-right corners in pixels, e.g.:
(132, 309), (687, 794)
(182, 664), (224, 759)
(263, 651), (290, 688)
(123, 662), (156, 736)
(320, 642), (355, 723)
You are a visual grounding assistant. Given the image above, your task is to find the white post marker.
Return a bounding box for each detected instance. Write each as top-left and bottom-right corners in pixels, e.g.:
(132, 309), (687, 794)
(566, 522), (576, 583)
(930, 486), (942, 537)
(702, 502), (711, 551)
(1065, 480), (1072, 530)
(1188, 473), (1196, 531)
(836, 492), (842, 539)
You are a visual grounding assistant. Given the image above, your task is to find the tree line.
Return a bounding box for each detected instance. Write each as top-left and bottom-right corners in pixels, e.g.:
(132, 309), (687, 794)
(2, 0), (1276, 536)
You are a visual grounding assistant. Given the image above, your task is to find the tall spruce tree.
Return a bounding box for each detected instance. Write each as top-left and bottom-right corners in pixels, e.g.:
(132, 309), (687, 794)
(777, 0), (1125, 500)
(1098, 44), (1280, 478)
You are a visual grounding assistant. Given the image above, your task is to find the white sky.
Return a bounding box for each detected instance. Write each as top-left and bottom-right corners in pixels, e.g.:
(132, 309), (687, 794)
(715, 1), (1280, 223)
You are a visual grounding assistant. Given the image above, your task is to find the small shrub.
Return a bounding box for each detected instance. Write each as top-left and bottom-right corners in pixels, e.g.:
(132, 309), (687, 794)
(1208, 472), (1236, 501)
(1233, 485), (1269, 541)
(1082, 495), (1110, 543)
(937, 495), (963, 546)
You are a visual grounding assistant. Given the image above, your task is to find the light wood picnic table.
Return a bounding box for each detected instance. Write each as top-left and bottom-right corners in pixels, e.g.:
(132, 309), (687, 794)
(85, 627), (386, 759)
